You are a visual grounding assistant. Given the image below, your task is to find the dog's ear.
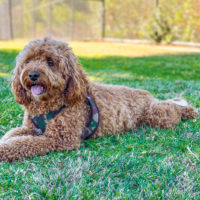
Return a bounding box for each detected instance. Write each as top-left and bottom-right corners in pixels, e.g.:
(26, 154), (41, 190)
(11, 68), (30, 105)
(64, 60), (88, 106)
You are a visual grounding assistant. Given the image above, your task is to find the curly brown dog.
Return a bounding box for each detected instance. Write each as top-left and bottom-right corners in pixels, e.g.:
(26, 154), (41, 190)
(0, 37), (198, 162)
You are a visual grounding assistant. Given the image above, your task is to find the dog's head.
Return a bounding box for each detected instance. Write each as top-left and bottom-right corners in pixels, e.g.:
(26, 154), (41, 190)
(12, 37), (88, 107)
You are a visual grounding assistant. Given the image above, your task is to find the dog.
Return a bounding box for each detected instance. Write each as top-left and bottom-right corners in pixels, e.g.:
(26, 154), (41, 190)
(0, 37), (198, 162)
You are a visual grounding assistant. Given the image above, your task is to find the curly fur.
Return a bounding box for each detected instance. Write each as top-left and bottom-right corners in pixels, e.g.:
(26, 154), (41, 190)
(0, 37), (198, 162)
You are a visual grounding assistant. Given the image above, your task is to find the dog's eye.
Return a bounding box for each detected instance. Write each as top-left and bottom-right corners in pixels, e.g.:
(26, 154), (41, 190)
(47, 58), (54, 67)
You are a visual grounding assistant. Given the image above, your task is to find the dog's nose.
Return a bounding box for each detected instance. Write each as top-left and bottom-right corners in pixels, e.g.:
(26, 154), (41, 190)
(28, 71), (40, 81)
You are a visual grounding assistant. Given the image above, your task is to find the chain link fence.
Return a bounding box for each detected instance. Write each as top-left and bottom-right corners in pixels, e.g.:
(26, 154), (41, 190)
(0, 0), (12, 39)
(0, 0), (104, 40)
(1, 0), (200, 43)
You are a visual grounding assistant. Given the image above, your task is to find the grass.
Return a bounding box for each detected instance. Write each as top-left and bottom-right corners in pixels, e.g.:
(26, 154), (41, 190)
(0, 41), (200, 199)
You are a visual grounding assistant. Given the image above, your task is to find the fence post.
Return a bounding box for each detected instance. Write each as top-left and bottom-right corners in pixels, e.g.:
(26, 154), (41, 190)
(155, 0), (159, 7)
(21, 0), (24, 38)
(8, 0), (13, 39)
(48, 0), (52, 35)
(101, 0), (105, 39)
(32, 0), (36, 38)
(70, 0), (75, 40)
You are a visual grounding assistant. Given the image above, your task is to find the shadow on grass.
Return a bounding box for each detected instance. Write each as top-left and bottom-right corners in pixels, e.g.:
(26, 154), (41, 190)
(0, 49), (18, 74)
(79, 53), (200, 81)
(0, 49), (200, 81)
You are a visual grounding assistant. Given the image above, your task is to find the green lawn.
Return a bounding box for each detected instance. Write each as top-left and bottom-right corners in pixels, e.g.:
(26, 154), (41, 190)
(0, 42), (200, 199)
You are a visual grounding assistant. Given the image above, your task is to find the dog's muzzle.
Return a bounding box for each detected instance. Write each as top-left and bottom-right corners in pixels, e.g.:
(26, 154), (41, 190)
(29, 71), (40, 81)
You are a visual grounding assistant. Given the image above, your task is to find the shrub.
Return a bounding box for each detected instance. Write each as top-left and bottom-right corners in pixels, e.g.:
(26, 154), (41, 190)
(144, 6), (177, 43)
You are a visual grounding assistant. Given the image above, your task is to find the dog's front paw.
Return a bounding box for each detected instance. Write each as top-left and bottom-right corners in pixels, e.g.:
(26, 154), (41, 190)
(0, 144), (9, 162)
(0, 141), (20, 163)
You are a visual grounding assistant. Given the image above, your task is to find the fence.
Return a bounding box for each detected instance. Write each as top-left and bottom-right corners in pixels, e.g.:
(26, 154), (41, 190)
(1, 0), (200, 43)
(0, 0), (157, 41)
(0, 0), (104, 40)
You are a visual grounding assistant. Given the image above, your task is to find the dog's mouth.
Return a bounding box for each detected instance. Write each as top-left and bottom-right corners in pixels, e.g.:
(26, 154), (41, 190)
(30, 84), (46, 95)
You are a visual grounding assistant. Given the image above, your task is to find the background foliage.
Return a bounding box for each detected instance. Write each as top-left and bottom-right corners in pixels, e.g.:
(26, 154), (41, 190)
(1, 0), (200, 43)
(106, 0), (200, 43)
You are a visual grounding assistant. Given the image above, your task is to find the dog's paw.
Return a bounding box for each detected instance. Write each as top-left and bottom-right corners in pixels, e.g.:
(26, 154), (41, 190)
(181, 106), (199, 119)
(0, 143), (9, 162)
(0, 141), (19, 163)
(166, 98), (188, 107)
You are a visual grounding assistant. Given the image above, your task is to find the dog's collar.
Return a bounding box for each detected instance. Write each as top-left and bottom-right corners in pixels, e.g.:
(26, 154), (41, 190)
(29, 93), (100, 140)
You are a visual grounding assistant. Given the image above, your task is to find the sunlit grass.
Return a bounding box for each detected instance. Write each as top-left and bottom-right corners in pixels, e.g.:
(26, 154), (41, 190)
(0, 72), (10, 77)
(0, 39), (199, 57)
(0, 39), (28, 50)
(72, 41), (200, 57)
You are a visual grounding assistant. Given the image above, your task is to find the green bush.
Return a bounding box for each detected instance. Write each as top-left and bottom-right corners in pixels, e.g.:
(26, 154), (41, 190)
(144, 6), (176, 43)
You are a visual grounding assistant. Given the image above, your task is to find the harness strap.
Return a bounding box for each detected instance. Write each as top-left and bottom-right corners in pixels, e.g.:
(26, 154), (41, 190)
(30, 104), (66, 133)
(30, 93), (100, 140)
(81, 94), (100, 140)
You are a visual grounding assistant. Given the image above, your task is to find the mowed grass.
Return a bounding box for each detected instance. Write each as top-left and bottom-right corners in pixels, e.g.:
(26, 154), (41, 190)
(0, 40), (200, 199)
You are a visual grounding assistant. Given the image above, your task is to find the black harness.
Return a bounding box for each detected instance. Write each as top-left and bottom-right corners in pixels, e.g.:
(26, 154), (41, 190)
(30, 94), (100, 140)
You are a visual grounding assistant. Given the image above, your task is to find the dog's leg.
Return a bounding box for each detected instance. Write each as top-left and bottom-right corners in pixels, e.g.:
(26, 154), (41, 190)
(0, 135), (56, 162)
(179, 105), (199, 120)
(1, 127), (41, 141)
(144, 99), (198, 128)
(0, 128), (81, 162)
(165, 98), (198, 120)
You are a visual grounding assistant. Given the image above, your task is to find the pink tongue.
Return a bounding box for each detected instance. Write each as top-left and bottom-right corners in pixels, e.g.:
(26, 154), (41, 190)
(31, 85), (44, 95)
